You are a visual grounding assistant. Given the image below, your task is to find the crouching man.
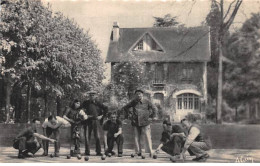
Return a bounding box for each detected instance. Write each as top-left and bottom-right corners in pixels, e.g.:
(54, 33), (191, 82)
(13, 118), (56, 159)
(155, 121), (186, 157)
(42, 115), (71, 157)
(103, 111), (124, 157)
(180, 118), (211, 162)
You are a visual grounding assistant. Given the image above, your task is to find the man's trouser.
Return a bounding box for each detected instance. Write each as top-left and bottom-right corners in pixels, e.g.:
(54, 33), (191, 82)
(106, 134), (124, 154)
(13, 137), (41, 155)
(42, 127), (60, 154)
(133, 125), (152, 154)
(188, 141), (211, 158)
(161, 136), (184, 156)
(83, 120), (101, 154)
(70, 124), (81, 154)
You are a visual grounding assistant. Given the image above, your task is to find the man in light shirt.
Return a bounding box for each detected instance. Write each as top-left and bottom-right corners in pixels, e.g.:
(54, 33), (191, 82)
(180, 118), (211, 162)
(42, 115), (71, 157)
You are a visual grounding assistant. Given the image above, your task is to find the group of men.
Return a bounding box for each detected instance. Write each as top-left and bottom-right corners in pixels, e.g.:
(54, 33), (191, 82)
(13, 89), (211, 162)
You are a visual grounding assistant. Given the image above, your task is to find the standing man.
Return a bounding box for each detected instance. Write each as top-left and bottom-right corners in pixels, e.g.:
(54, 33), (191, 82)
(13, 118), (56, 159)
(103, 111), (124, 157)
(120, 89), (158, 157)
(42, 115), (71, 157)
(80, 90), (108, 156)
(180, 118), (211, 162)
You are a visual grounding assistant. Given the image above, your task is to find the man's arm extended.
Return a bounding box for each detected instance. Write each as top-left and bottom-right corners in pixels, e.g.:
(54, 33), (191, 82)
(63, 107), (75, 124)
(33, 133), (56, 143)
(118, 100), (135, 117)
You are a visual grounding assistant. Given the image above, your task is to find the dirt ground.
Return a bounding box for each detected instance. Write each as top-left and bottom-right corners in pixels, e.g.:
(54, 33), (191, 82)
(0, 146), (259, 163)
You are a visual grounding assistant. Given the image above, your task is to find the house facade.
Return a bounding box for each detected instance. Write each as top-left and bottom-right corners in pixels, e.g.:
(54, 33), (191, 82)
(106, 22), (211, 122)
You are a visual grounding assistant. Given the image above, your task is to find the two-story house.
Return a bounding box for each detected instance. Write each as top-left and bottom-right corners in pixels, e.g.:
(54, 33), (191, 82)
(106, 22), (211, 122)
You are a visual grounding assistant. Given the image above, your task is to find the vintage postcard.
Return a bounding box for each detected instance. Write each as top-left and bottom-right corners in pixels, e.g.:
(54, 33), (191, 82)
(0, 0), (260, 163)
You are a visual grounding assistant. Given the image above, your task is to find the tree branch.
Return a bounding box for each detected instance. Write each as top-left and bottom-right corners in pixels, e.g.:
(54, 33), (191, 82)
(223, 0), (243, 32)
(223, 0), (237, 21)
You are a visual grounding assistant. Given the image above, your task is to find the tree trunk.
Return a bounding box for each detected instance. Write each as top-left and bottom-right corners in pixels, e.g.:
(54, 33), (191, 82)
(246, 102), (250, 119)
(44, 75), (48, 118)
(216, 42), (223, 124)
(235, 106), (238, 122)
(4, 74), (12, 123)
(44, 92), (48, 118)
(26, 82), (32, 123)
(56, 96), (62, 116)
(255, 101), (259, 119)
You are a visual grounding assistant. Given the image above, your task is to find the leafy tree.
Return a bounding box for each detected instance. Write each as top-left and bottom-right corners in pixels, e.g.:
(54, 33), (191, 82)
(205, 0), (243, 123)
(0, 0), (104, 122)
(224, 13), (260, 120)
(109, 61), (145, 106)
(153, 14), (180, 27)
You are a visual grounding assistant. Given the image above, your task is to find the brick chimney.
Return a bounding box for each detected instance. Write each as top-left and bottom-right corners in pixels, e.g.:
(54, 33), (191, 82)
(112, 22), (119, 41)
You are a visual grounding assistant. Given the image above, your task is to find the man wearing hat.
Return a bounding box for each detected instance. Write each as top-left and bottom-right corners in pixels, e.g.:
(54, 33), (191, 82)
(119, 89), (158, 157)
(80, 90), (108, 156)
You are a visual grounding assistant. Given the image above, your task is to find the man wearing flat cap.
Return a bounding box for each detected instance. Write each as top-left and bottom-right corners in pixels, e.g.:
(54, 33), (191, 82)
(119, 89), (158, 157)
(80, 90), (108, 156)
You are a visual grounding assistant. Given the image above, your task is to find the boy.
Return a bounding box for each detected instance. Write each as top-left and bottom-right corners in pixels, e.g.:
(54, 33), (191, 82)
(63, 99), (88, 156)
(103, 111), (124, 157)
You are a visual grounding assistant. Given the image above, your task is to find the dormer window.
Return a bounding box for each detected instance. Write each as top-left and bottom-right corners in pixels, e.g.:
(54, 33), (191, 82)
(132, 33), (164, 52)
(137, 40), (143, 50)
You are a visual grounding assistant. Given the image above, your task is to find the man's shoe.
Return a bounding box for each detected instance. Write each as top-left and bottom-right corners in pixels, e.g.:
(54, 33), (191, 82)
(197, 154), (209, 162)
(85, 151), (90, 156)
(18, 154), (25, 159)
(193, 154), (209, 162)
(170, 155), (180, 162)
(54, 153), (60, 157)
(137, 153), (142, 156)
(192, 157), (200, 161)
(42, 152), (48, 156)
(96, 152), (103, 156)
(111, 151), (116, 156)
(118, 153), (123, 157)
(22, 153), (32, 157)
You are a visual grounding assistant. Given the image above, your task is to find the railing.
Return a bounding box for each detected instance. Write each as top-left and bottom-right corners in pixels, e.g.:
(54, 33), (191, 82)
(151, 80), (166, 85)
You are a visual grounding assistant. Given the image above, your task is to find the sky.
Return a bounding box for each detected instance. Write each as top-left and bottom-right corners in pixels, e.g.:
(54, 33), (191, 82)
(42, 0), (260, 83)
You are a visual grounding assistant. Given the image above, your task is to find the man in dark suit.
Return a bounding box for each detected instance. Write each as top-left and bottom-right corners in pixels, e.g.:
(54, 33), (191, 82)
(80, 90), (108, 156)
(120, 89), (158, 157)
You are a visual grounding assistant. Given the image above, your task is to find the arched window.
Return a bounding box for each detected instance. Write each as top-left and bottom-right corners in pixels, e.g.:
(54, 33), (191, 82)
(177, 93), (200, 110)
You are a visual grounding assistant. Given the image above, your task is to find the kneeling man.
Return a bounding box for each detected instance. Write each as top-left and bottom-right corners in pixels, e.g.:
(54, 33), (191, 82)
(103, 111), (124, 157)
(180, 118), (211, 162)
(13, 118), (56, 158)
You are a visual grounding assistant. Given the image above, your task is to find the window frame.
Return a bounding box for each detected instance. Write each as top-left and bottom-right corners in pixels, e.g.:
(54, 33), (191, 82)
(177, 93), (200, 111)
(137, 40), (143, 50)
(181, 67), (194, 81)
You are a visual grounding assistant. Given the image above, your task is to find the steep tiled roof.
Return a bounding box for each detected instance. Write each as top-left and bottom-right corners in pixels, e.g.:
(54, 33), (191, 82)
(106, 26), (211, 63)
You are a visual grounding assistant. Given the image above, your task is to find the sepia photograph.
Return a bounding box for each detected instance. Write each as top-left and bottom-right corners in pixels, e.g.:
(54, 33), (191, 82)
(0, 0), (260, 163)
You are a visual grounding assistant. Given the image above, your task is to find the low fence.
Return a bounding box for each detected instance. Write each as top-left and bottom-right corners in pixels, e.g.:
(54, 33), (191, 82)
(1, 122), (260, 149)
